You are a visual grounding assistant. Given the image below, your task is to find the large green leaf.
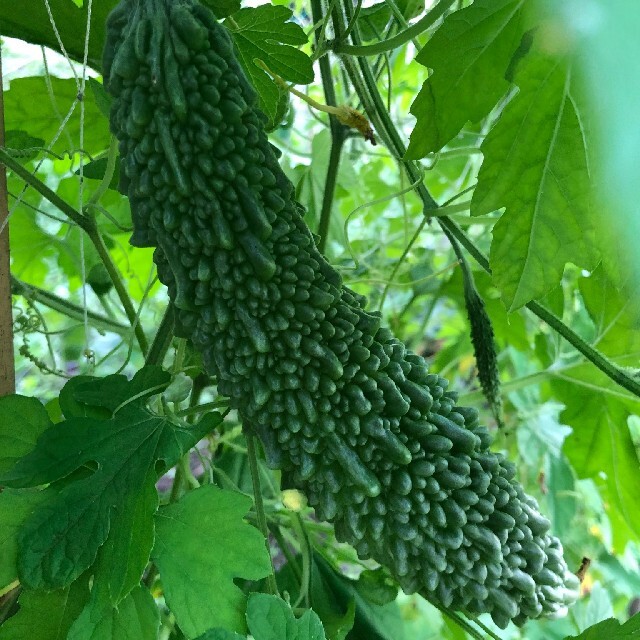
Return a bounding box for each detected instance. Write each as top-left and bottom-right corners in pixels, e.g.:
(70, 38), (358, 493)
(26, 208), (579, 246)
(152, 485), (272, 637)
(0, 370), (219, 600)
(0, 577), (90, 640)
(569, 0), (640, 294)
(406, 0), (526, 158)
(225, 5), (313, 125)
(4, 77), (110, 155)
(545, 454), (577, 540)
(550, 269), (640, 548)
(0, 0), (117, 70)
(472, 47), (599, 310)
(202, 0), (241, 18)
(8, 205), (62, 285)
(311, 552), (404, 640)
(66, 586), (159, 640)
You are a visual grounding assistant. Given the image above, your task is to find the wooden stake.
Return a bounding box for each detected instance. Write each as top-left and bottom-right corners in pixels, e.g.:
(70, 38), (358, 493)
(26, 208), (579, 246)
(0, 45), (16, 396)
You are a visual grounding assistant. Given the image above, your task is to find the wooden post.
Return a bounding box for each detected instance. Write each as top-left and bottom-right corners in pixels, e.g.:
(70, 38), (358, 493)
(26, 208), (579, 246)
(0, 46), (16, 396)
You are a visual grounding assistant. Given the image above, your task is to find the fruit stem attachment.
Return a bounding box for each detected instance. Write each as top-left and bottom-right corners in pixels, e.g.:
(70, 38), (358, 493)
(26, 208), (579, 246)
(257, 62), (375, 144)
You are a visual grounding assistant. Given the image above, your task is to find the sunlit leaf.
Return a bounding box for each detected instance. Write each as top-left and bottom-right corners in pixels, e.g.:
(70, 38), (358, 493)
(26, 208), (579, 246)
(472, 46), (599, 310)
(225, 5), (313, 125)
(152, 485), (272, 636)
(406, 0), (527, 158)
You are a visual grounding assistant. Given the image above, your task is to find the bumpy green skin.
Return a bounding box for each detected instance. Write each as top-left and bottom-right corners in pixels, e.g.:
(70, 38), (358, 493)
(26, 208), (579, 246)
(104, 0), (579, 628)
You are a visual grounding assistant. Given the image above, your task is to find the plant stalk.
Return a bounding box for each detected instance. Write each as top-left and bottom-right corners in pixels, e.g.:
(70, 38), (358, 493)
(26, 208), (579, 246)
(311, 0), (349, 253)
(11, 275), (130, 335)
(246, 431), (279, 596)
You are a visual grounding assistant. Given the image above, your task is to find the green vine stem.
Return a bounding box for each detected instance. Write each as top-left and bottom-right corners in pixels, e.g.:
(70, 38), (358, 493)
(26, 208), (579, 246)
(0, 148), (149, 356)
(311, 0), (348, 253)
(331, 0), (455, 56)
(246, 431), (279, 596)
(269, 523), (303, 582)
(145, 305), (175, 367)
(86, 135), (118, 209)
(341, 0), (363, 41)
(11, 275), (129, 336)
(317, 128), (347, 253)
(334, 19), (640, 400)
(90, 228), (149, 355)
(0, 51), (15, 396)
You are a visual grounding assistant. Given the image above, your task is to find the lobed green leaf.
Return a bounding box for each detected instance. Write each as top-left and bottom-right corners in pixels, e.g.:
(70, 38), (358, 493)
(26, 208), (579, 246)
(406, 0), (526, 158)
(225, 5), (313, 125)
(472, 46), (599, 310)
(152, 485), (272, 636)
(246, 593), (326, 640)
(66, 586), (159, 640)
(0, 371), (218, 596)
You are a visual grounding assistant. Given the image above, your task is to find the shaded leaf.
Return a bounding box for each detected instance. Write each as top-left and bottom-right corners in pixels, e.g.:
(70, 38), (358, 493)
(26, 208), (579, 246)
(75, 156), (121, 191)
(355, 569), (398, 607)
(0, 374), (218, 597)
(3, 130), (46, 162)
(202, 0), (241, 18)
(312, 553), (404, 640)
(0, 489), (49, 590)
(0, 395), (51, 475)
(0, 0), (117, 70)
(89, 78), (113, 119)
(152, 485), (272, 636)
(406, 0), (526, 158)
(0, 576), (90, 640)
(357, 3), (393, 41)
(472, 47), (599, 310)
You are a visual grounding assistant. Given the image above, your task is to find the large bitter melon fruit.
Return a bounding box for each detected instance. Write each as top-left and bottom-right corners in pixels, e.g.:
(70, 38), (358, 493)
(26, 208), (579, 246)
(104, 0), (579, 628)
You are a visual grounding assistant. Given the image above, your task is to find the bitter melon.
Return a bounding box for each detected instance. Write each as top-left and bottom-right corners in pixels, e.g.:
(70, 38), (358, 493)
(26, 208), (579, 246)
(104, 0), (579, 628)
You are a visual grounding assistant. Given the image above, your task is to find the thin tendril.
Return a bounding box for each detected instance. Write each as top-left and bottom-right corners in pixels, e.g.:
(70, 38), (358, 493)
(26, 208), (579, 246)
(343, 172), (424, 271)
